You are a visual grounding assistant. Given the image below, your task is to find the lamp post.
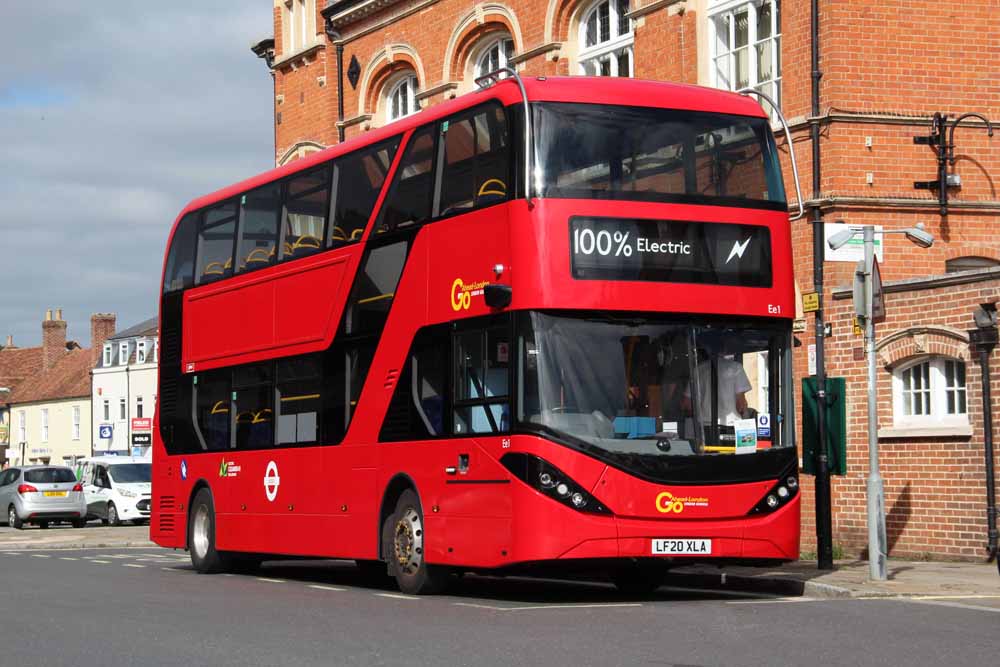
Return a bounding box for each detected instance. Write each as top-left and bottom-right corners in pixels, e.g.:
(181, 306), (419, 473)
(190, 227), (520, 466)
(828, 223), (934, 580)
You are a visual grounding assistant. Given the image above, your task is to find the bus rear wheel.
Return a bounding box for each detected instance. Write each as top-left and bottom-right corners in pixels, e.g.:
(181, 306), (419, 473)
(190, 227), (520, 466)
(388, 489), (451, 595)
(188, 488), (231, 574)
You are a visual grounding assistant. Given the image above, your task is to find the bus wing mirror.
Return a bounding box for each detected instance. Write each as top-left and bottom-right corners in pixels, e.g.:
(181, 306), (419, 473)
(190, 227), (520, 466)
(484, 284), (512, 309)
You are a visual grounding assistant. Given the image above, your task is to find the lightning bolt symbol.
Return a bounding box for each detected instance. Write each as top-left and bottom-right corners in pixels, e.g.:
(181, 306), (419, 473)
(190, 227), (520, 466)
(726, 238), (751, 264)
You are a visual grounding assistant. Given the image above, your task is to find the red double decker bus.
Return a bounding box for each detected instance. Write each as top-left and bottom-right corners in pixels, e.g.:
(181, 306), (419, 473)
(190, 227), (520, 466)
(152, 74), (800, 594)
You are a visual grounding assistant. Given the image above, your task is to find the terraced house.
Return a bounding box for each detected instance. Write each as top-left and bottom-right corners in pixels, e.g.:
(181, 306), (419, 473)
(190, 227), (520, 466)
(247, 0), (999, 560)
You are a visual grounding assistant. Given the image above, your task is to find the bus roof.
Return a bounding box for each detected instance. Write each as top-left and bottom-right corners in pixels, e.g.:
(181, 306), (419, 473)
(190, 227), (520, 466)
(175, 77), (768, 222)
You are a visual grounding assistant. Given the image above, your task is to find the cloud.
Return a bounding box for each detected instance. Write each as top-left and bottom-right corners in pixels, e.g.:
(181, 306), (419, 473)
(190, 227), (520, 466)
(0, 3), (275, 347)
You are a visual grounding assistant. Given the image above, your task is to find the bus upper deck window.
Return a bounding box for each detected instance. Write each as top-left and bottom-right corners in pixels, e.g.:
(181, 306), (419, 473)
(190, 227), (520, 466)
(196, 202), (238, 285)
(329, 137), (399, 247)
(376, 126), (435, 233)
(238, 183), (281, 273)
(283, 166), (330, 261)
(163, 213), (197, 293)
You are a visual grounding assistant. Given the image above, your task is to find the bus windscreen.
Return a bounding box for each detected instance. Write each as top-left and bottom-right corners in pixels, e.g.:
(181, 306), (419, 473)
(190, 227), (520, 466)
(533, 103), (787, 209)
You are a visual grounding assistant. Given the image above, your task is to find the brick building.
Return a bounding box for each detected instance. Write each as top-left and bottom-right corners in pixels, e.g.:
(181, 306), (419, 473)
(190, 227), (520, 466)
(251, 0), (999, 560)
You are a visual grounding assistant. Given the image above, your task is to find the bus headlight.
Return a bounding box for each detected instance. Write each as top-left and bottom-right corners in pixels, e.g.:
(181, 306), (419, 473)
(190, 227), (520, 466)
(748, 463), (800, 515)
(501, 453), (610, 515)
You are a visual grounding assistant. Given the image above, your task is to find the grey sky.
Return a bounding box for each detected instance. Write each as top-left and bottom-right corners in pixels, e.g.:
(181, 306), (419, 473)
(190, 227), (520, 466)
(1, 3), (274, 347)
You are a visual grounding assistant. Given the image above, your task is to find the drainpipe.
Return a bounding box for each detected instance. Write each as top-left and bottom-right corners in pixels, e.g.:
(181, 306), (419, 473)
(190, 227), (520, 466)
(324, 20), (346, 143)
(969, 303), (998, 572)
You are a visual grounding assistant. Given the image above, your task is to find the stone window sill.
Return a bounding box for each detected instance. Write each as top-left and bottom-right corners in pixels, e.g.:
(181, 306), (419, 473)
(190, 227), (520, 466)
(878, 424), (973, 439)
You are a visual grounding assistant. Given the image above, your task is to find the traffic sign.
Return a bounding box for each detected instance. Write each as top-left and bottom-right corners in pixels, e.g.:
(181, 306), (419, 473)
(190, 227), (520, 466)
(99, 424), (113, 439)
(802, 291), (819, 313)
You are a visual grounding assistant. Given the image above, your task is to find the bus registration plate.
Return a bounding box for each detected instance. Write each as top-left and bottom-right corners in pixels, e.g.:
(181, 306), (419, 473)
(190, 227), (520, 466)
(651, 539), (712, 555)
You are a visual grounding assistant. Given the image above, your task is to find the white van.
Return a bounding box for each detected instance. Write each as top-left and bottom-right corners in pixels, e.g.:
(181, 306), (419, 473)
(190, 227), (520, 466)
(80, 457), (152, 526)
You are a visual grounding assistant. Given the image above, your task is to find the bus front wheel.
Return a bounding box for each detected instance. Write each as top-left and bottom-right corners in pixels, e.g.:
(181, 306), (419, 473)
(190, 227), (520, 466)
(188, 488), (231, 574)
(388, 489), (451, 595)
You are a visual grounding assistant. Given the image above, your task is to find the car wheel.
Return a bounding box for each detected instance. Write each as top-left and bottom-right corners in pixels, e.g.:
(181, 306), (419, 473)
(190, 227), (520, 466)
(107, 502), (120, 527)
(8, 505), (23, 530)
(188, 487), (232, 574)
(388, 489), (451, 595)
(610, 561), (669, 595)
(72, 519), (87, 529)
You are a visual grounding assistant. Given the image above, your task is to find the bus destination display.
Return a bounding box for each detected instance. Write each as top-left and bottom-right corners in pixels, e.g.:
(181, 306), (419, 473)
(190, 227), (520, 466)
(570, 216), (772, 287)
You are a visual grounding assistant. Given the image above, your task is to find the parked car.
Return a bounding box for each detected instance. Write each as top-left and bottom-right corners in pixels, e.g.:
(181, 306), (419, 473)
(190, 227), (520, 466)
(0, 466), (87, 529)
(80, 457), (151, 526)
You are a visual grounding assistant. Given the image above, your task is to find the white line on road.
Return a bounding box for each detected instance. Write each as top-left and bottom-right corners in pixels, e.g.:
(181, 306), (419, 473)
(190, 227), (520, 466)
(908, 594), (1000, 600)
(906, 599), (1000, 614)
(31, 554), (51, 558)
(123, 564), (145, 568)
(308, 585), (346, 592)
(726, 597), (820, 605)
(3, 552), (20, 556)
(89, 560), (111, 564)
(453, 602), (642, 612)
(59, 557), (79, 561)
(255, 577), (286, 584)
(375, 593), (421, 601)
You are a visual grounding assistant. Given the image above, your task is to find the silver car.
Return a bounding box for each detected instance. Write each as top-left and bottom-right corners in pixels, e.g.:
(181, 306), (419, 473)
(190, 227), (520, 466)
(0, 466), (87, 529)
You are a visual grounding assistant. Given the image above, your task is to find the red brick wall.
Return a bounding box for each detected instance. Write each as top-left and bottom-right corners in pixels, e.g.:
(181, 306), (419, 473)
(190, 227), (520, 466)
(265, 0), (1000, 560)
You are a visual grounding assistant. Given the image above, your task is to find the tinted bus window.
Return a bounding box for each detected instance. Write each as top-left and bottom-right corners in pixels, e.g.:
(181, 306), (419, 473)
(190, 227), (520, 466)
(283, 166), (329, 261)
(234, 363), (274, 449)
(439, 105), (509, 215)
(276, 356), (321, 445)
(163, 213), (197, 293)
(194, 371), (231, 451)
(330, 137), (400, 247)
(238, 183), (281, 273)
(376, 126), (435, 233)
(196, 202), (238, 285)
(344, 241), (408, 336)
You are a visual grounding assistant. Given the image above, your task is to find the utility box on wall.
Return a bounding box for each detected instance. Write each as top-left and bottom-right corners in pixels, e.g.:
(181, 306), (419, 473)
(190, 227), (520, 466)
(801, 377), (847, 476)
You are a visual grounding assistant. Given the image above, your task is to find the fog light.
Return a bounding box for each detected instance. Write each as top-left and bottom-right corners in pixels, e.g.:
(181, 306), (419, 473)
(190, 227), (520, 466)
(786, 476), (798, 489)
(766, 494), (779, 509)
(777, 486), (789, 499)
(539, 472), (555, 489)
(555, 483), (570, 497)
(571, 492), (586, 508)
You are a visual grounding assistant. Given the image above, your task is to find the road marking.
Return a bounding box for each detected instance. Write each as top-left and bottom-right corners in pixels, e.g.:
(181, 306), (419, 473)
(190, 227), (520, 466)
(308, 584), (346, 592)
(906, 599), (1000, 614)
(90, 560), (111, 564)
(31, 554), (52, 559)
(161, 567), (183, 572)
(123, 564), (145, 568)
(908, 594), (1000, 600)
(659, 585), (778, 600)
(453, 602), (642, 612)
(255, 577), (286, 584)
(726, 597), (820, 605)
(59, 557), (79, 561)
(3, 552), (20, 556)
(375, 593), (421, 601)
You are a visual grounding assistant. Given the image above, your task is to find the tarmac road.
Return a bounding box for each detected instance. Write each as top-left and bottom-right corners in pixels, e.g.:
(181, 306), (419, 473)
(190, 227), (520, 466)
(1, 546), (998, 667)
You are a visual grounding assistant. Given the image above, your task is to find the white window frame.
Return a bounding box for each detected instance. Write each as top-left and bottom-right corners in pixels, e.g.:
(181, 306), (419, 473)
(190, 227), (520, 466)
(476, 37), (515, 79)
(892, 357), (969, 428)
(137, 340), (147, 364)
(103, 343), (113, 366)
(708, 0), (781, 114)
(577, 0), (634, 78)
(120, 398), (127, 421)
(386, 75), (419, 122)
(41, 408), (48, 443)
(103, 399), (110, 422)
(72, 405), (81, 440)
(283, 0), (314, 56)
(119, 341), (129, 366)
(18, 410), (26, 443)
(136, 396), (144, 420)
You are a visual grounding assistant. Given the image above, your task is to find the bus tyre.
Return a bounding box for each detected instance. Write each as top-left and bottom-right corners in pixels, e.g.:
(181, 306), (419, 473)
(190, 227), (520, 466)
(188, 488), (232, 574)
(389, 489), (450, 595)
(610, 561), (669, 595)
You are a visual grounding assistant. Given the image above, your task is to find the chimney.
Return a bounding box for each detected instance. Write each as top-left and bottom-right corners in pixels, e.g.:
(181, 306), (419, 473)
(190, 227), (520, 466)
(4, 335), (11, 348)
(90, 313), (117, 367)
(42, 308), (68, 371)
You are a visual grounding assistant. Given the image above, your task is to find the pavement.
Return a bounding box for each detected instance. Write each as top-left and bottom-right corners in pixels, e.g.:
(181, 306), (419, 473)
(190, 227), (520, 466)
(2, 522), (997, 598)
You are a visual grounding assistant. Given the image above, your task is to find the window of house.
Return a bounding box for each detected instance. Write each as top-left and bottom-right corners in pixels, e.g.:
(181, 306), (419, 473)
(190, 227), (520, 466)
(120, 398), (127, 420)
(386, 75), (419, 122)
(283, 0), (314, 55)
(137, 340), (147, 364)
(893, 357), (968, 427)
(196, 201), (238, 285)
(72, 405), (80, 440)
(136, 396), (144, 419)
(328, 137), (400, 247)
(578, 0), (634, 77)
(119, 342), (129, 365)
(710, 1), (781, 115)
(103, 400), (110, 422)
(283, 166), (330, 261)
(41, 409), (48, 442)
(238, 183), (281, 272)
(103, 344), (113, 367)
(476, 37), (514, 79)
(945, 256), (1000, 273)
(17, 411), (25, 443)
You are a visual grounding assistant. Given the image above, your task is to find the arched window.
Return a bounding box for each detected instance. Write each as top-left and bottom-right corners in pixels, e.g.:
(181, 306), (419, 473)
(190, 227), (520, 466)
(709, 1), (781, 109)
(892, 357), (968, 427)
(386, 75), (419, 122)
(577, 0), (634, 77)
(476, 37), (515, 79)
(945, 256), (1000, 273)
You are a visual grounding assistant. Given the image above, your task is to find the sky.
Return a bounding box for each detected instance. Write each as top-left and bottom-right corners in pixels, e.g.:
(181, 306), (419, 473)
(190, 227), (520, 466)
(0, 3), (275, 348)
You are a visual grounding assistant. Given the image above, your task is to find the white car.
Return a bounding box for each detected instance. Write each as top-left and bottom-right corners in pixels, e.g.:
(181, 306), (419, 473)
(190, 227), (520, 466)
(80, 457), (151, 526)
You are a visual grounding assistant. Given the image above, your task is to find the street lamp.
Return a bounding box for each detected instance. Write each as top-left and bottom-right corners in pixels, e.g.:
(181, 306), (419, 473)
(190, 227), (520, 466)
(827, 223), (934, 581)
(967, 302), (998, 573)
